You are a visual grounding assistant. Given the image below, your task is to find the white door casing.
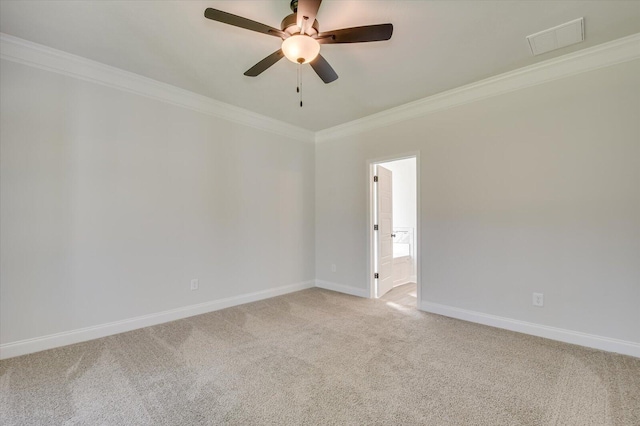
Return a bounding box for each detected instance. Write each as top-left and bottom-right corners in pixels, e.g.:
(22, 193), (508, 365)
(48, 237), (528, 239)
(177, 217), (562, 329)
(376, 165), (394, 297)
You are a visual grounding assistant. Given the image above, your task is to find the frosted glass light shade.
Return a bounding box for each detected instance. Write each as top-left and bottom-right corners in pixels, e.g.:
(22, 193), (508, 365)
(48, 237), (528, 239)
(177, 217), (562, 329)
(281, 35), (320, 64)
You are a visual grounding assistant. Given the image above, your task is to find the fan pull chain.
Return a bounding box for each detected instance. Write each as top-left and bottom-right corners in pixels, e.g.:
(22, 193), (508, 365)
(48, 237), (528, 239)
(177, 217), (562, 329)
(296, 63), (303, 107)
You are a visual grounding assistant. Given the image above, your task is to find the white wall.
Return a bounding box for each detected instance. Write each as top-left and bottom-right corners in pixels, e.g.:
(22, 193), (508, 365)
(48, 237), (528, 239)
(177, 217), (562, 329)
(316, 59), (640, 344)
(0, 59), (315, 346)
(2, 38), (638, 357)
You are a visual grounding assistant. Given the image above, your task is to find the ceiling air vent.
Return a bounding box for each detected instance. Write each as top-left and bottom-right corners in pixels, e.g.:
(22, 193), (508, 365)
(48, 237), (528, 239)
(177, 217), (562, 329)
(526, 17), (584, 56)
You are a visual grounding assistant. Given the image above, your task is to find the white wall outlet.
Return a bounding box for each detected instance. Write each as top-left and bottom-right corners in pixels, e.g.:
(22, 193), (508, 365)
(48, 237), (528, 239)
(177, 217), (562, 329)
(533, 292), (544, 307)
(331, 264), (337, 272)
(190, 279), (199, 291)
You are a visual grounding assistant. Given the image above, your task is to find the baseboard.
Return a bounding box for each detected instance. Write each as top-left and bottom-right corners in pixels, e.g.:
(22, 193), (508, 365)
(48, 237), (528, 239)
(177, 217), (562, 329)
(420, 301), (640, 358)
(0, 280), (314, 360)
(315, 280), (369, 298)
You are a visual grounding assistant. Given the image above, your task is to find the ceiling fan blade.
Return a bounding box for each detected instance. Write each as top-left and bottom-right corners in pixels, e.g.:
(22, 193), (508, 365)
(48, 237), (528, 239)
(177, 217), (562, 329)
(296, 0), (322, 35)
(204, 8), (286, 39)
(318, 23), (393, 44)
(244, 50), (285, 77)
(310, 54), (338, 84)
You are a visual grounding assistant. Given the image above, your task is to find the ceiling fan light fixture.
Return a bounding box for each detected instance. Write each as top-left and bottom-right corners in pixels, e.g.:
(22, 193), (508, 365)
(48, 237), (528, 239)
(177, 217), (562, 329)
(282, 35), (320, 64)
(204, 2), (394, 84)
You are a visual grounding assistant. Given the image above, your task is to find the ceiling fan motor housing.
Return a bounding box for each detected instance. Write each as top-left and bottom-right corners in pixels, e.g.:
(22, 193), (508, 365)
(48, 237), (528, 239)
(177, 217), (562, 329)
(281, 13), (319, 37)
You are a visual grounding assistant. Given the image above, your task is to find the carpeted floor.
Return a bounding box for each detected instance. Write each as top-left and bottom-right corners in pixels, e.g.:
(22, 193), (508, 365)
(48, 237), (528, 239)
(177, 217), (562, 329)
(1, 288), (639, 425)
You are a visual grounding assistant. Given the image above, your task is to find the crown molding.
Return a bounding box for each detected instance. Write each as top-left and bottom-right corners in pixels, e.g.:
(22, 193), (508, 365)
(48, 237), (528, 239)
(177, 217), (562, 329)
(2, 32), (638, 145)
(316, 33), (640, 143)
(0, 33), (315, 144)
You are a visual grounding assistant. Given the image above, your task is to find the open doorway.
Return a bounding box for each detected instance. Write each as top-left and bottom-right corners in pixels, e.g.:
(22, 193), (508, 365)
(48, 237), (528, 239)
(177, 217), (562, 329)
(369, 155), (419, 308)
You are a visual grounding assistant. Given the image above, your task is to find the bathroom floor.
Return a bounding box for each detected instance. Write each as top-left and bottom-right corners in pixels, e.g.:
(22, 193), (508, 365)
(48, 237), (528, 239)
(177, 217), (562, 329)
(380, 282), (417, 307)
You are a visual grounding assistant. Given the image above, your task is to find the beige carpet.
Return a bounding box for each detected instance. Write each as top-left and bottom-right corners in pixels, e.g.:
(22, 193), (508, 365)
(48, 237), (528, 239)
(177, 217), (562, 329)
(1, 288), (639, 425)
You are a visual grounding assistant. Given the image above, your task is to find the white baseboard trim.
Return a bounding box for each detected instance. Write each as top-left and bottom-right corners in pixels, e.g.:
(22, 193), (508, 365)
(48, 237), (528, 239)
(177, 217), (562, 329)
(0, 280), (314, 360)
(420, 301), (640, 358)
(315, 280), (369, 298)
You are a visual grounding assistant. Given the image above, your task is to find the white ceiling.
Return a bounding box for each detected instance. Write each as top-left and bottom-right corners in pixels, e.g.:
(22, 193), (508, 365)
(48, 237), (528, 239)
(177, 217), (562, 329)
(1, 1), (639, 131)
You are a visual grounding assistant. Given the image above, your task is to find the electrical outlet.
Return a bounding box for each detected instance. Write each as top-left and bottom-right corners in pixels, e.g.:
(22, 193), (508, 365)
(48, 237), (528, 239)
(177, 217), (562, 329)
(190, 279), (199, 291)
(331, 264), (337, 272)
(532, 292), (544, 307)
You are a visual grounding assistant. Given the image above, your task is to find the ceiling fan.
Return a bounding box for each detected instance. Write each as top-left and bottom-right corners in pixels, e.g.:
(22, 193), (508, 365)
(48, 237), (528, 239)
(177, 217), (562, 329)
(204, 0), (393, 84)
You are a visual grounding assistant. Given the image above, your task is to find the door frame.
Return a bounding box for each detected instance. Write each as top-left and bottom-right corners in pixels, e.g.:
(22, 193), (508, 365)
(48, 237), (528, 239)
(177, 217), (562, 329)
(367, 152), (421, 306)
